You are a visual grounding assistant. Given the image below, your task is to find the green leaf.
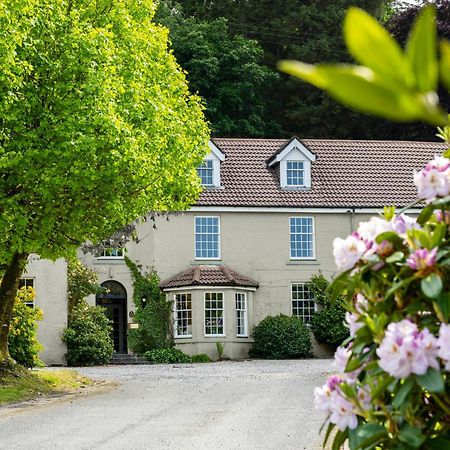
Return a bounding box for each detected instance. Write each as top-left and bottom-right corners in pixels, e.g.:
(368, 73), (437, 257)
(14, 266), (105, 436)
(323, 422), (336, 448)
(386, 251), (404, 263)
(440, 40), (450, 92)
(385, 276), (416, 300)
(416, 204), (435, 225)
(393, 378), (415, 409)
(376, 231), (404, 248)
(354, 423), (388, 449)
(332, 429), (348, 450)
(398, 423), (426, 448)
(436, 293), (450, 321)
(406, 5), (438, 92)
(430, 223), (447, 248)
(425, 436), (450, 450)
(431, 194), (450, 206)
(421, 273), (443, 299)
(344, 7), (407, 84)
(416, 367), (445, 393)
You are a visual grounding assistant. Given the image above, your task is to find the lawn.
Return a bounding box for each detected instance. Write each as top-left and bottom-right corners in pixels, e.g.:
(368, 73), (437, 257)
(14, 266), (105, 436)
(0, 367), (93, 405)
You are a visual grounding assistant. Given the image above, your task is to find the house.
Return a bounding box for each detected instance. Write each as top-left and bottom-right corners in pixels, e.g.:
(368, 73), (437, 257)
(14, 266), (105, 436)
(24, 138), (446, 363)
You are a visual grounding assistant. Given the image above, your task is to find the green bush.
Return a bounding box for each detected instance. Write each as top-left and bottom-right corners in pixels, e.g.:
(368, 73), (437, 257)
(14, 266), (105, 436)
(125, 258), (173, 354)
(191, 353), (211, 363)
(311, 301), (349, 348)
(308, 274), (349, 348)
(63, 303), (114, 366)
(144, 348), (192, 364)
(250, 314), (312, 359)
(9, 287), (43, 368)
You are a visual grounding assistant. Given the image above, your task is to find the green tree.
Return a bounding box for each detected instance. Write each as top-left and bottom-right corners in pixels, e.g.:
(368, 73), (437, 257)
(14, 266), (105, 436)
(0, 0), (209, 370)
(156, 2), (279, 137)
(179, 0), (389, 138)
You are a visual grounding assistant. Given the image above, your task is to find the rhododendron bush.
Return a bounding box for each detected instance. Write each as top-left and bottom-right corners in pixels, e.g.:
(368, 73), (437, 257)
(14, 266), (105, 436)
(280, 4), (450, 450)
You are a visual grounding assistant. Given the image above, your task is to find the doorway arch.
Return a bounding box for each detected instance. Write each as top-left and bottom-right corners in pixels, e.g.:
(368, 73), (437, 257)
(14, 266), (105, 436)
(96, 280), (127, 354)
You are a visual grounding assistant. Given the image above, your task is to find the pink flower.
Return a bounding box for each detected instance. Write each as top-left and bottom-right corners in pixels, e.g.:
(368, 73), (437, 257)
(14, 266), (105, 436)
(393, 214), (420, 235)
(435, 210), (450, 224)
(377, 320), (439, 378)
(345, 312), (363, 337)
(329, 393), (358, 431)
(333, 235), (366, 271)
(414, 156), (450, 201)
(437, 323), (450, 371)
(333, 346), (361, 381)
(406, 247), (437, 271)
(314, 375), (342, 413)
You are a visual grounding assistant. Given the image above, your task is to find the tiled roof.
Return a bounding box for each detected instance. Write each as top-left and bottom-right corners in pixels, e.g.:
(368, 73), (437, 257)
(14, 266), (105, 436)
(160, 265), (259, 289)
(196, 138), (447, 208)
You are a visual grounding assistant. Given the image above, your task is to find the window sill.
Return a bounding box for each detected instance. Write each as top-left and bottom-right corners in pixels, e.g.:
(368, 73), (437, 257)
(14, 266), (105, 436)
(174, 335), (192, 339)
(94, 258), (126, 265)
(204, 334), (226, 338)
(191, 260), (222, 265)
(286, 260), (320, 265)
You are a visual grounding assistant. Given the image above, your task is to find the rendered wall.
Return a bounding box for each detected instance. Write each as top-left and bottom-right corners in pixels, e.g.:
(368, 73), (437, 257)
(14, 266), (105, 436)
(25, 257), (68, 365)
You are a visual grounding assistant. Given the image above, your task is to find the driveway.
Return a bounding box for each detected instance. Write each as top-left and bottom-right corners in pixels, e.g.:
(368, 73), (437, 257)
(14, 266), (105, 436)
(0, 359), (332, 450)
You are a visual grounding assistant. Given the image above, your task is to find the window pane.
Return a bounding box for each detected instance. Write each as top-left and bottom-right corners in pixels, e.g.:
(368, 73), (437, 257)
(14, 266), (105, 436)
(175, 293), (192, 337)
(197, 160), (213, 186)
(289, 217), (314, 259)
(195, 217), (220, 259)
(286, 161), (304, 186)
(205, 292), (224, 335)
(292, 283), (315, 323)
(235, 292), (247, 336)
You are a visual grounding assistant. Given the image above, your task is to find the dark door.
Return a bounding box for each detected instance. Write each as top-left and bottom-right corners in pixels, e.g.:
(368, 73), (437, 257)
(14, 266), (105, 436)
(96, 281), (127, 354)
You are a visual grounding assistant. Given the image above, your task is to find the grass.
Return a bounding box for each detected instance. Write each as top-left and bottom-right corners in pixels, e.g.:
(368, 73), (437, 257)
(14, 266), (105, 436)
(0, 367), (94, 405)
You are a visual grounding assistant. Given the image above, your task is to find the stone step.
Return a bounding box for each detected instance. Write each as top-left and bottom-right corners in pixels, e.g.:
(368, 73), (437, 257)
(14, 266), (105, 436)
(109, 354), (152, 365)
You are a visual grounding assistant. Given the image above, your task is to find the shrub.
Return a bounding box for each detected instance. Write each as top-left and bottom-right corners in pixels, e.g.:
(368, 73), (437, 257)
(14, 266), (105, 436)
(8, 287), (43, 368)
(144, 348), (191, 364)
(191, 354), (211, 363)
(63, 303), (114, 366)
(250, 314), (312, 359)
(125, 258), (173, 354)
(308, 275), (349, 348)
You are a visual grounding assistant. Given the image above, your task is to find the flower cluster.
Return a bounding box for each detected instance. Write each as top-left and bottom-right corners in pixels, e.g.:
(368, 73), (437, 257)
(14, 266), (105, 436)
(317, 155), (450, 449)
(414, 156), (450, 202)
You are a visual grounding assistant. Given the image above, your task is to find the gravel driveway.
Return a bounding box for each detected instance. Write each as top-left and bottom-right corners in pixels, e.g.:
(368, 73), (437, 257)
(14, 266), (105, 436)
(0, 359), (332, 450)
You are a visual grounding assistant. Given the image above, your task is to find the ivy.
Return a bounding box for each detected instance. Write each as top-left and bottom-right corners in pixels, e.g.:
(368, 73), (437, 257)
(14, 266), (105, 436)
(125, 257), (173, 354)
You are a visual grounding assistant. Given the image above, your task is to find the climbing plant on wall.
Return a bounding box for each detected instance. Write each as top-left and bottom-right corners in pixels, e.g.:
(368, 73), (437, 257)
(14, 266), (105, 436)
(125, 258), (173, 354)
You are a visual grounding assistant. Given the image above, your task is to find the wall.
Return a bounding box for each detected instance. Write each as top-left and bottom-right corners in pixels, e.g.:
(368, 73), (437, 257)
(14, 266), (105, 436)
(79, 210), (378, 357)
(25, 257), (68, 365)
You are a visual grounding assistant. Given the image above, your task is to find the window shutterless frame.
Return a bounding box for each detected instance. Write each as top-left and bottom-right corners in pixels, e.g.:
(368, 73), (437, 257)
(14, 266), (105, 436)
(194, 216), (221, 260)
(173, 292), (193, 338)
(235, 292), (248, 337)
(204, 292), (225, 337)
(291, 282), (316, 323)
(19, 278), (35, 308)
(289, 216), (315, 260)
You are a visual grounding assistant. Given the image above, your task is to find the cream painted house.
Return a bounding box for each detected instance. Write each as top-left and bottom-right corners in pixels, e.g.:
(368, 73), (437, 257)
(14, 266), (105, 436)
(22, 138), (445, 364)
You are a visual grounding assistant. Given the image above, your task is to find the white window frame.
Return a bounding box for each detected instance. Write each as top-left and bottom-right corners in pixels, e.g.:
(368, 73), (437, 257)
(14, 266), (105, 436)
(173, 292), (192, 338)
(194, 216), (221, 260)
(204, 292), (225, 337)
(235, 292), (248, 337)
(98, 248), (125, 259)
(289, 216), (315, 260)
(286, 160), (305, 187)
(197, 159), (214, 186)
(291, 283), (316, 323)
(19, 278), (35, 308)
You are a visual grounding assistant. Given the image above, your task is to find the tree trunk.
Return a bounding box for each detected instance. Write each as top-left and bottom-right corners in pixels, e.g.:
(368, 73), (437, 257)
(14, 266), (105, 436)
(0, 252), (29, 370)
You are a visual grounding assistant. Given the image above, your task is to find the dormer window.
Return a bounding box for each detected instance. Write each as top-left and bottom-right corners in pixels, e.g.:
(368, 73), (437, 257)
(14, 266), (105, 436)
(197, 140), (226, 188)
(286, 161), (304, 186)
(197, 160), (214, 186)
(267, 137), (316, 190)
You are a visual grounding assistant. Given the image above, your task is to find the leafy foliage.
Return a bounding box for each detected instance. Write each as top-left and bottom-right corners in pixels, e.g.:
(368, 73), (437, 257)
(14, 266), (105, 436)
(282, 5), (450, 449)
(309, 275), (349, 348)
(156, 3), (278, 137)
(250, 315), (312, 359)
(191, 354), (211, 363)
(67, 259), (104, 317)
(8, 287), (43, 368)
(144, 348), (191, 364)
(125, 258), (173, 354)
(0, 0), (209, 365)
(63, 303), (114, 366)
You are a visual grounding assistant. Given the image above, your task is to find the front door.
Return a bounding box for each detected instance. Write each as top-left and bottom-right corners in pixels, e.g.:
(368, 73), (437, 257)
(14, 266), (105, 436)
(96, 281), (127, 354)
